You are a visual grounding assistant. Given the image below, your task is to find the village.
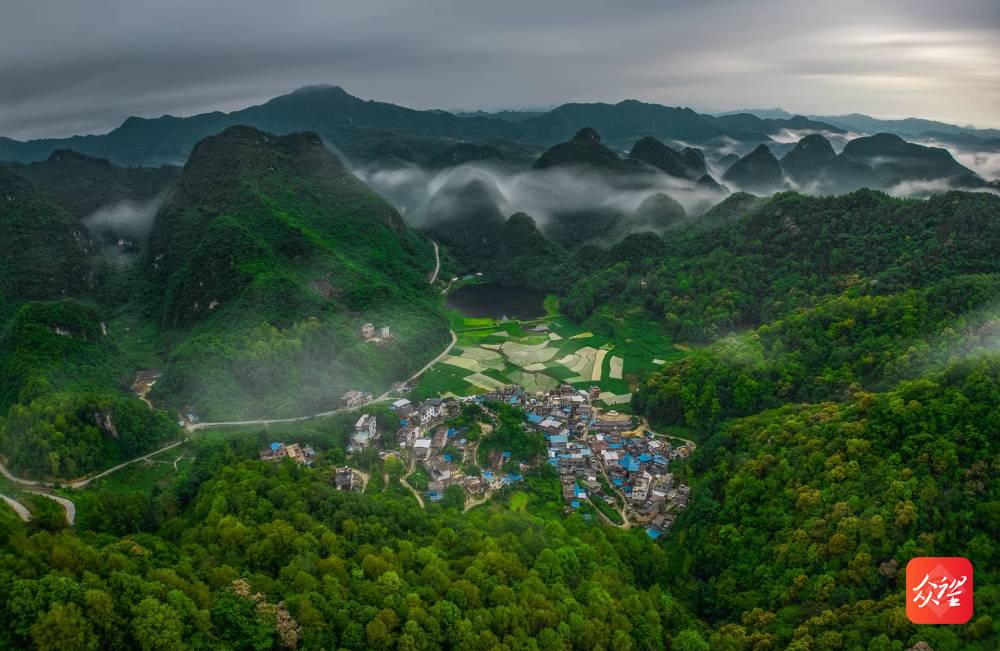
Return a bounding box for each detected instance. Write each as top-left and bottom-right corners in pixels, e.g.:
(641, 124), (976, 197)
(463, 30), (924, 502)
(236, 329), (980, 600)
(261, 380), (693, 538)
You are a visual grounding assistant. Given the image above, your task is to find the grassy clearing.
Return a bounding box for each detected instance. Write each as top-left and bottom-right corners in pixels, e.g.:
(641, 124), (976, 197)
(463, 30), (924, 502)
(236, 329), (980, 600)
(509, 491), (529, 511)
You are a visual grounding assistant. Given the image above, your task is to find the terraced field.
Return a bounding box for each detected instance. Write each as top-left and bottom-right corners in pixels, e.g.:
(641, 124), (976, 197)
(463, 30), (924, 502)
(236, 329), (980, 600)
(410, 304), (686, 408)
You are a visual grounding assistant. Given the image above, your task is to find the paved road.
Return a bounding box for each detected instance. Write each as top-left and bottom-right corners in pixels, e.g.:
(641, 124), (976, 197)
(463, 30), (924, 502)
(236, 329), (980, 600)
(429, 240), (441, 284)
(188, 329), (458, 432)
(28, 491), (76, 526)
(1, 495), (30, 521)
(0, 241), (456, 492)
(1, 439), (187, 490)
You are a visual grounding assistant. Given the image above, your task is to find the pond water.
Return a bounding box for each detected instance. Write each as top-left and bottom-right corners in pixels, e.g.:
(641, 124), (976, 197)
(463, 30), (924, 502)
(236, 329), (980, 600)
(446, 283), (546, 320)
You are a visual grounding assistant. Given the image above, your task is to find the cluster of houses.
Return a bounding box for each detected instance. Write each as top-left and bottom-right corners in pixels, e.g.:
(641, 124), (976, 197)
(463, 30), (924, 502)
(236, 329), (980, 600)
(361, 322), (395, 345)
(335, 381), (691, 534)
(391, 394), (527, 502)
(590, 430), (692, 538)
(259, 441), (316, 466)
(479, 383), (692, 537)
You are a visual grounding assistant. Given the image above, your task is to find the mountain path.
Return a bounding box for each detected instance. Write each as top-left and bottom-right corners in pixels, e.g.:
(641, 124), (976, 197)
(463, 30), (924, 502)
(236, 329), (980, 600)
(0, 495), (30, 522)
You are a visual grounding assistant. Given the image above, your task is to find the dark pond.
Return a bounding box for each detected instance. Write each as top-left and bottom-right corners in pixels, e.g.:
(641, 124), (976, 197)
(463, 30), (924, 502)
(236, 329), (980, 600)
(446, 283), (546, 320)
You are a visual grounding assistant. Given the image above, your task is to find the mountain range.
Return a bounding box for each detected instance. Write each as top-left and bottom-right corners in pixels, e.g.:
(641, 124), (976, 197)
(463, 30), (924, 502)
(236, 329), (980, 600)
(5, 85), (994, 179)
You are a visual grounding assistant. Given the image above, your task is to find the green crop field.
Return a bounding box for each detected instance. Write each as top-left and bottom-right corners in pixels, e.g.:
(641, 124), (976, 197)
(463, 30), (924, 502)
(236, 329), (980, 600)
(413, 302), (684, 409)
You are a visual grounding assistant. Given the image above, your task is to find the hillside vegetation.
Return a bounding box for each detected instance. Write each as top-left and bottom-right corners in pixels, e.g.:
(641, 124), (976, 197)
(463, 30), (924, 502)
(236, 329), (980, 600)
(143, 126), (449, 418)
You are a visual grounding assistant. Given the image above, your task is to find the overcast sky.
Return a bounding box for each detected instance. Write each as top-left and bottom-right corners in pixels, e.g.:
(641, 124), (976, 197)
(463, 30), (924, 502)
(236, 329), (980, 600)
(2, 0), (998, 139)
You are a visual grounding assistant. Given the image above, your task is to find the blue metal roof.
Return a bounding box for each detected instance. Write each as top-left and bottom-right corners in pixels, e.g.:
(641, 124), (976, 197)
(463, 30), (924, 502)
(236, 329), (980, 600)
(502, 451), (512, 458)
(639, 453), (652, 462)
(442, 453), (453, 462)
(647, 528), (662, 539)
(270, 442), (282, 452)
(527, 414), (543, 424)
(571, 500), (580, 508)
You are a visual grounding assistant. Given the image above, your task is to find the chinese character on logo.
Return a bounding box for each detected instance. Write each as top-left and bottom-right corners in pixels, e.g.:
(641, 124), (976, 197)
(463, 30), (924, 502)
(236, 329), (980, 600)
(906, 557), (973, 624)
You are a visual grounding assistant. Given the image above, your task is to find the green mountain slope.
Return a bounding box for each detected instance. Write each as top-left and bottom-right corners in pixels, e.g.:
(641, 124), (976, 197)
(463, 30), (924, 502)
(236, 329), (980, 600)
(0, 299), (177, 478)
(5, 149), (179, 220)
(841, 133), (979, 186)
(629, 136), (708, 180)
(721, 144), (785, 194)
(563, 190), (1000, 339)
(143, 126), (449, 418)
(0, 168), (91, 307)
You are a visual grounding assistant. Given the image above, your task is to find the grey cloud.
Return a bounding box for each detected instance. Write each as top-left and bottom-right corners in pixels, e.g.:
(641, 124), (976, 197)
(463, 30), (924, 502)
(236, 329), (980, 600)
(0, 0), (998, 139)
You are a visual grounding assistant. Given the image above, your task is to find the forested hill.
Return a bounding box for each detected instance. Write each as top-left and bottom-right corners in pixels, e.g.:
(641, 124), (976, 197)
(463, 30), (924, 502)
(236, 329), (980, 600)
(0, 167), (92, 306)
(596, 188), (1000, 648)
(564, 190), (1000, 341)
(140, 125), (449, 418)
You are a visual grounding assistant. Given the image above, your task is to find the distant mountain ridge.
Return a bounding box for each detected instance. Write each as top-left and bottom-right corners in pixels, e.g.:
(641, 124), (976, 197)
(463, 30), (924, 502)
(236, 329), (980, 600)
(0, 85), (845, 167)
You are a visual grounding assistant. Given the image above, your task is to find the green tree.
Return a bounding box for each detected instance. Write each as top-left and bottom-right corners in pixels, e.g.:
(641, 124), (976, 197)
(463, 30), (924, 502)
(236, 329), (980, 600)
(130, 598), (184, 651)
(31, 602), (97, 651)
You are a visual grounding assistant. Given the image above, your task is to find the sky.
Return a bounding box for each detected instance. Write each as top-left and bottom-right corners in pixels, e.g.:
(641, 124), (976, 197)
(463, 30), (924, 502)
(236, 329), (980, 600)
(2, 0), (998, 140)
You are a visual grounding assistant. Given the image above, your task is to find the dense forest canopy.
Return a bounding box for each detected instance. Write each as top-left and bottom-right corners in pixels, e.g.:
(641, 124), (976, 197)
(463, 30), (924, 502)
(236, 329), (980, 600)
(0, 115), (997, 649)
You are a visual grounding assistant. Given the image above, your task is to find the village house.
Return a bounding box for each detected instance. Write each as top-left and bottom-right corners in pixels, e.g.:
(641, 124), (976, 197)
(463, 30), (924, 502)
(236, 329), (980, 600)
(335, 467), (356, 491)
(463, 475), (485, 494)
(431, 426), (448, 450)
(362, 322), (394, 344)
(343, 389), (369, 408)
(349, 414), (378, 453)
(593, 411), (633, 433)
(413, 438), (433, 461)
(260, 442), (315, 466)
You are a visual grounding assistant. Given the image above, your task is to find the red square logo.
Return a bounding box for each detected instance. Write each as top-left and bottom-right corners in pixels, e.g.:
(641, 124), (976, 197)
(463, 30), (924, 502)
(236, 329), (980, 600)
(906, 557), (973, 624)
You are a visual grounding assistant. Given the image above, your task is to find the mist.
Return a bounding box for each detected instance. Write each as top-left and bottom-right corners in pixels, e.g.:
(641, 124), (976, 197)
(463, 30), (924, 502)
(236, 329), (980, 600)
(357, 161), (727, 234)
(83, 192), (167, 264)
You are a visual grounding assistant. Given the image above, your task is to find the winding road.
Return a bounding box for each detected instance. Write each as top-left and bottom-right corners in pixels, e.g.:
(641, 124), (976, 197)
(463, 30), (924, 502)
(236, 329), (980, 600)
(1, 495), (30, 522)
(429, 240), (441, 284)
(0, 241), (457, 509)
(187, 329), (457, 431)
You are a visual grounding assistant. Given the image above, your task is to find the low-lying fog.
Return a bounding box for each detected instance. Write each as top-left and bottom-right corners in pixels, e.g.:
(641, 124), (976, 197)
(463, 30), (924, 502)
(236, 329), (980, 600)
(357, 162), (727, 229)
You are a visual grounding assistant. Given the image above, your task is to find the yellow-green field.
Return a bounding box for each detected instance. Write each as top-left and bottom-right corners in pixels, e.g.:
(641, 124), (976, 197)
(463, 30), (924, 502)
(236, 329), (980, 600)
(411, 304), (687, 407)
